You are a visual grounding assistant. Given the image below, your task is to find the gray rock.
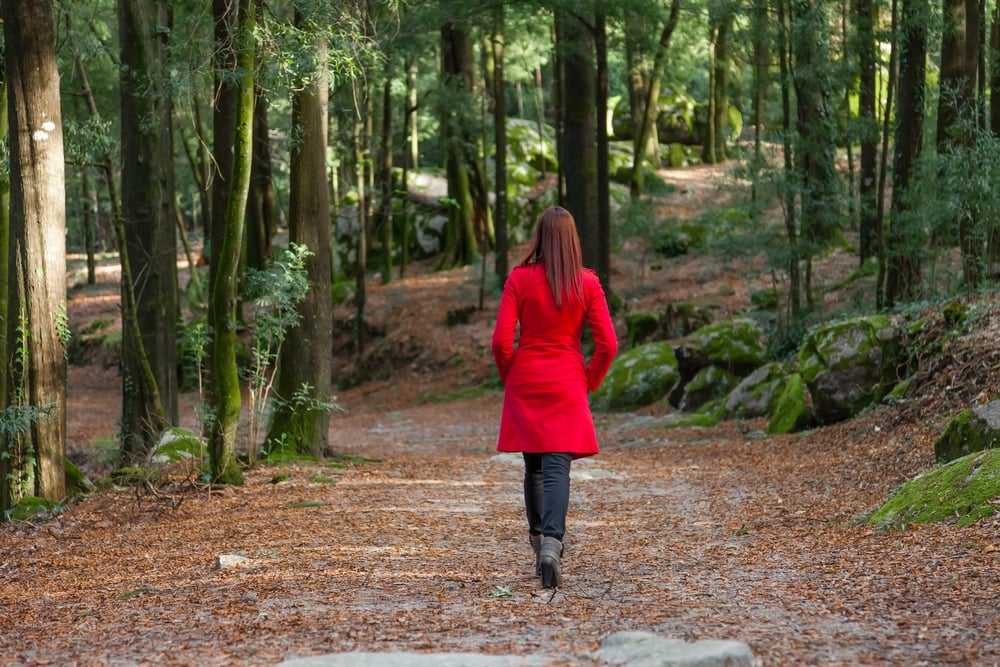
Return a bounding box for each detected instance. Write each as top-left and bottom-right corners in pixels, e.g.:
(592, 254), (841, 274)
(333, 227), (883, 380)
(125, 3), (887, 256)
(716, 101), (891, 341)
(598, 631), (757, 667)
(275, 653), (548, 667)
(214, 553), (249, 569)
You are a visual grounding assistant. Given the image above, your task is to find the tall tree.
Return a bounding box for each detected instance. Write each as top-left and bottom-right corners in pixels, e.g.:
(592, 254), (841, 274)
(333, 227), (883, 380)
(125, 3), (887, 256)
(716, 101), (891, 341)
(209, 0), (256, 484)
(560, 8), (598, 268)
(1, 0), (68, 513)
(492, 5), (509, 283)
(885, 0), (929, 305)
(119, 0), (179, 454)
(265, 8), (333, 458)
(856, 0), (879, 263)
(628, 0), (682, 198)
(437, 21), (481, 269)
(704, 1), (735, 164)
(792, 0), (839, 305)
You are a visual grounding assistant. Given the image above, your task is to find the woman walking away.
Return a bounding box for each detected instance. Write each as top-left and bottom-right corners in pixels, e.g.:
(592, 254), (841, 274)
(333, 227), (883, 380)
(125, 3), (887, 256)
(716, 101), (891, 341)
(491, 206), (618, 588)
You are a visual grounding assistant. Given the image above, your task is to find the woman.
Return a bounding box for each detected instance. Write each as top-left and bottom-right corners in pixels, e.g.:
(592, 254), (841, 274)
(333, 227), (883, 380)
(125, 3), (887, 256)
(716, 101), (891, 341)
(491, 206), (618, 588)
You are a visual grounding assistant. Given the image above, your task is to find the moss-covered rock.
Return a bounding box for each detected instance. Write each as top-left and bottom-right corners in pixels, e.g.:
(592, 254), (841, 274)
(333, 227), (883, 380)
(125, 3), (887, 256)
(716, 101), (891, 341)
(679, 365), (737, 413)
(724, 362), (788, 419)
(591, 342), (679, 411)
(933, 401), (1000, 463)
(65, 458), (94, 496)
(767, 373), (814, 434)
(868, 449), (1000, 529)
(624, 312), (662, 348)
(7, 496), (62, 522)
(149, 427), (207, 464)
(688, 317), (768, 375)
(797, 315), (900, 424)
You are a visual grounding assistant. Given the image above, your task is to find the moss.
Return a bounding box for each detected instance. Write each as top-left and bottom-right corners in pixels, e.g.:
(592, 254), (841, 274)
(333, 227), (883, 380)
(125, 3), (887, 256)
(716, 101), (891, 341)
(65, 458), (94, 497)
(767, 373), (813, 434)
(868, 449), (1000, 530)
(7, 496), (63, 522)
(933, 405), (1000, 463)
(591, 342), (679, 411)
(624, 312), (661, 349)
(689, 318), (767, 373)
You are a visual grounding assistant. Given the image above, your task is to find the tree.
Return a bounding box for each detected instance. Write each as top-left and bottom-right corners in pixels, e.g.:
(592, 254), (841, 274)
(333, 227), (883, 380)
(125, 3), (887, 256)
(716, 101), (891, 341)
(628, 0), (682, 198)
(492, 4), (509, 284)
(119, 0), (179, 454)
(792, 0), (840, 306)
(208, 0), (256, 484)
(265, 7), (333, 459)
(885, 0), (929, 305)
(1, 0), (68, 513)
(559, 8), (598, 269)
(856, 0), (879, 263)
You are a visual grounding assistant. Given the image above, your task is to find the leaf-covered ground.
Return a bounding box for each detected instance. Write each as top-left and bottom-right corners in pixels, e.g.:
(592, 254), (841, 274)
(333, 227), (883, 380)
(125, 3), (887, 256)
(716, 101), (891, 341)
(2, 166), (999, 665)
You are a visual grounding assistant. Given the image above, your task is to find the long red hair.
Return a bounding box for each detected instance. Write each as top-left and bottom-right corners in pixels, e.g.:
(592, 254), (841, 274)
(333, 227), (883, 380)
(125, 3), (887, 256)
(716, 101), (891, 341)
(519, 206), (584, 307)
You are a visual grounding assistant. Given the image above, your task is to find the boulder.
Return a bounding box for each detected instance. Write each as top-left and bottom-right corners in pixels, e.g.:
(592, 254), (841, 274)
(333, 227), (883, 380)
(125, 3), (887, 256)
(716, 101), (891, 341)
(767, 373), (814, 434)
(591, 342), (679, 411)
(599, 631), (756, 666)
(797, 315), (900, 424)
(724, 361), (787, 419)
(933, 401), (1000, 463)
(688, 317), (768, 376)
(679, 365), (737, 413)
(868, 448), (1000, 529)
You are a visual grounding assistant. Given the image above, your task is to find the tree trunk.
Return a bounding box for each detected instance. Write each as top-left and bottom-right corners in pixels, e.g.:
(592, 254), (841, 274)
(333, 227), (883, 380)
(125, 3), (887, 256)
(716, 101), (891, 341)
(0, 63), (9, 442)
(119, 0), (179, 455)
(937, 0), (967, 150)
(353, 95), (368, 358)
(625, 11), (659, 170)
(492, 6), (509, 284)
(245, 83), (274, 272)
(209, 0), (255, 485)
(560, 9), (598, 269)
(792, 0), (839, 305)
(378, 75), (394, 285)
(886, 0), (929, 306)
(266, 22), (332, 459)
(1, 0), (68, 512)
(778, 0), (803, 317)
(629, 0), (682, 198)
(595, 11), (611, 293)
(437, 22), (480, 269)
(857, 0), (879, 262)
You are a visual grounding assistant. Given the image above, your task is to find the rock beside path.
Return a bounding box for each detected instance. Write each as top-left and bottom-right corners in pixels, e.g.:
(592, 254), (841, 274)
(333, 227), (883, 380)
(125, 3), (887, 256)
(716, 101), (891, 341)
(274, 631), (757, 667)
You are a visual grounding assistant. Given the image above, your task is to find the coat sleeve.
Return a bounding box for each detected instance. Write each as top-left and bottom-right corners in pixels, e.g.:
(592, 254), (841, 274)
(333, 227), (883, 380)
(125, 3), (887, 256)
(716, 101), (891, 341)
(491, 275), (519, 382)
(584, 276), (617, 392)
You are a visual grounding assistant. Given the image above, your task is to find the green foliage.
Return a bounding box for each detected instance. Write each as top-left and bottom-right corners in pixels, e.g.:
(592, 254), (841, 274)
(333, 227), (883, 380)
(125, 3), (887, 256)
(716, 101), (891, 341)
(243, 243), (314, 460)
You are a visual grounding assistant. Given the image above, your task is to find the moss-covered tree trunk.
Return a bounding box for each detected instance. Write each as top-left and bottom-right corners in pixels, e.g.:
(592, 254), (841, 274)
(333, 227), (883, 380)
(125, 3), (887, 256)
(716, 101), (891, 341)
(1, 0), (68, 513)
(119, 0), (178, 454)
(265, 18), (332, 459)
(209, 0), (255, 485)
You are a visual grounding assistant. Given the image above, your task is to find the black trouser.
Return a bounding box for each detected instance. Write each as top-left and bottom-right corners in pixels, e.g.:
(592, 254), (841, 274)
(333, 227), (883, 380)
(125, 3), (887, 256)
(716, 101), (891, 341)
(522, 452), (572, 542)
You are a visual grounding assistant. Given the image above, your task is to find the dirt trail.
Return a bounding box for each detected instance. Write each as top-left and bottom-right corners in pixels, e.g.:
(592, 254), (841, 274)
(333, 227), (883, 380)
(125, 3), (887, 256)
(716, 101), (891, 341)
(3, 164), (998, 665)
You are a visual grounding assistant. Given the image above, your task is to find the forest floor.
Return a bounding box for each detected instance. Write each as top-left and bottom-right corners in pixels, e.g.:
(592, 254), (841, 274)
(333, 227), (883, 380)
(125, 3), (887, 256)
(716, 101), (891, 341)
(2, 164), (1000, 666)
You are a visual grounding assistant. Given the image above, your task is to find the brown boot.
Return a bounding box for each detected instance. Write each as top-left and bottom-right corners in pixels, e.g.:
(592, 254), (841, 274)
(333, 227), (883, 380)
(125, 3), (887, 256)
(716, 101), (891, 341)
(539, 536), (563, 588)
(529, 533), (542, 576)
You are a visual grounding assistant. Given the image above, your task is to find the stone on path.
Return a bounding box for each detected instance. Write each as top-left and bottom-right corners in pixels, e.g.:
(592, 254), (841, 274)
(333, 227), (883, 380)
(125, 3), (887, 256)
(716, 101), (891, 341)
(275, 654), (547, 667)
(273, 631), (758, 667)
(599, 631), (757, 666)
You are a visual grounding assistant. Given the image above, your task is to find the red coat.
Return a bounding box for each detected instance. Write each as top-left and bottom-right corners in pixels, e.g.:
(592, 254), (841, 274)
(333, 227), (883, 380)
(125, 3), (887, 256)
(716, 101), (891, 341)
(492, 265), (618, 458)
